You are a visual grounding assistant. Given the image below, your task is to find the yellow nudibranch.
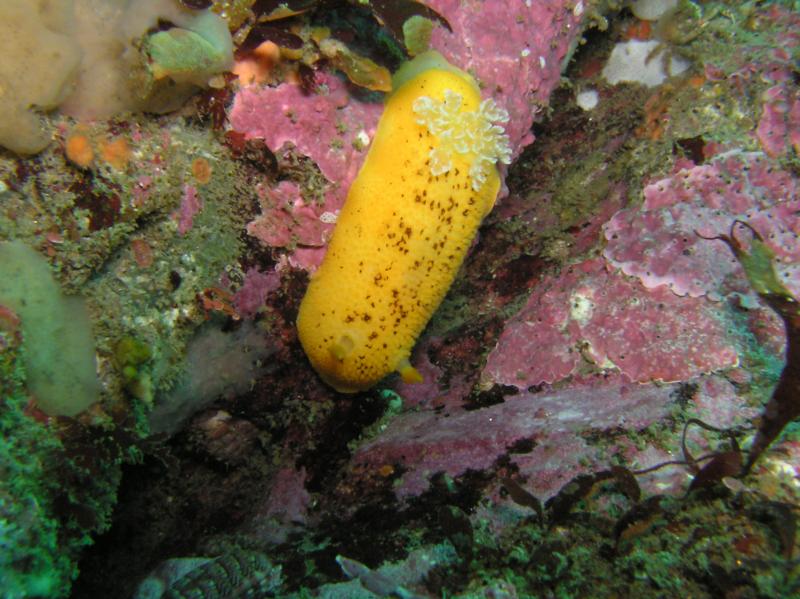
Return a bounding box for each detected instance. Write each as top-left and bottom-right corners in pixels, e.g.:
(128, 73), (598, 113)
(297, 51), (511, 392)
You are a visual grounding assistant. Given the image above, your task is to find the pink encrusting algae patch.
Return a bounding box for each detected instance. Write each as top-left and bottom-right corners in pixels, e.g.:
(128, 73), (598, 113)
(603, 152), (800, 300)
(426, 0), (584, 156)
(228, 72), (382, 269)
(349, 375), (729, 501)
(246, 181), (333, 249)
(756, 83), (800, 158)
(482, 258), (741, 389)
(176, 183), (202, 235)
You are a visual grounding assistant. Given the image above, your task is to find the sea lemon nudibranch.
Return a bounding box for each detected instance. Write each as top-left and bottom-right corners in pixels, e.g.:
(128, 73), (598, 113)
(297, 51), (511, 393)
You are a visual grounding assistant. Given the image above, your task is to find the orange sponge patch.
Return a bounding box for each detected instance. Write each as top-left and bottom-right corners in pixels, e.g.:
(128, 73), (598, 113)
(191, 157), (213, 185)
(65, 132), (94, 168)
(99, 137), (131, 171)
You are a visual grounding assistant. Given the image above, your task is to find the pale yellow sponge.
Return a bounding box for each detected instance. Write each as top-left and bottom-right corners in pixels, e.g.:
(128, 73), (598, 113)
(0, 0), (81, 154)
(297, 51), (511, 393)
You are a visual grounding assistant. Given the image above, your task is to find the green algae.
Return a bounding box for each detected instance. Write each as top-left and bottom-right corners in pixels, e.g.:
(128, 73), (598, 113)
(0, 241), (99, 416)
(145, 10), (233, 88)
(438, 487), (797, 598)
(0, 330), (72, 598)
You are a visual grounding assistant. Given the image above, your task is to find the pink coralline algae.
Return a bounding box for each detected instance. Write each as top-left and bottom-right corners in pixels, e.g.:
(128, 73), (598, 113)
(232, 267), (281, 319)
(176, 183), (202, 235)
(426, 0), (585, 155)
(261, 466), (310, 524)
(229, 73), (381, 268)
(482, 258), (744, 389)
(252, 466), (311, 545)
(756, 82), (800, 158)
(752, 6), (800, 157)
(603, 152), (800, 300)
(229, 72), (380, 191)
(691, 375), (759, 431)
(350, 376), (721, 501)
(348, 366), (762, 502)
(228, 0), (586, 268)
(246, 180), (333, 249)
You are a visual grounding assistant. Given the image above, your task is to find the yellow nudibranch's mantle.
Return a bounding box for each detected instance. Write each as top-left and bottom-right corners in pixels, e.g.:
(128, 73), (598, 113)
(297, 51), (511, 392)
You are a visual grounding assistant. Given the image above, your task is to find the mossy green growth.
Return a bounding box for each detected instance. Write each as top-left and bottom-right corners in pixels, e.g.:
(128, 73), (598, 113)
(403, 15), (434, 56)
(113, 336), (153, 402)
(0, 241), (99, 416)
(0, 330), (74, 598)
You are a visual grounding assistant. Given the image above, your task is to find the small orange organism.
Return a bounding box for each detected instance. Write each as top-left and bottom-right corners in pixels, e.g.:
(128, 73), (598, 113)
(191, 157), (213, 185)
(377, 464), (395, 478)
(99, 137), (131, 171)
(197, 287), (240, 321)
(624, 19), (652, 41)
(65, 131), (94, 168)
(130, 238), (153, 268)
(233, 40), (281, 86)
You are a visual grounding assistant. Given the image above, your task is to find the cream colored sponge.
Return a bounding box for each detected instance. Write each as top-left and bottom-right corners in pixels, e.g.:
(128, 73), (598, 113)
(0, 0), (81, 154)
(0, 0), (234, 155)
